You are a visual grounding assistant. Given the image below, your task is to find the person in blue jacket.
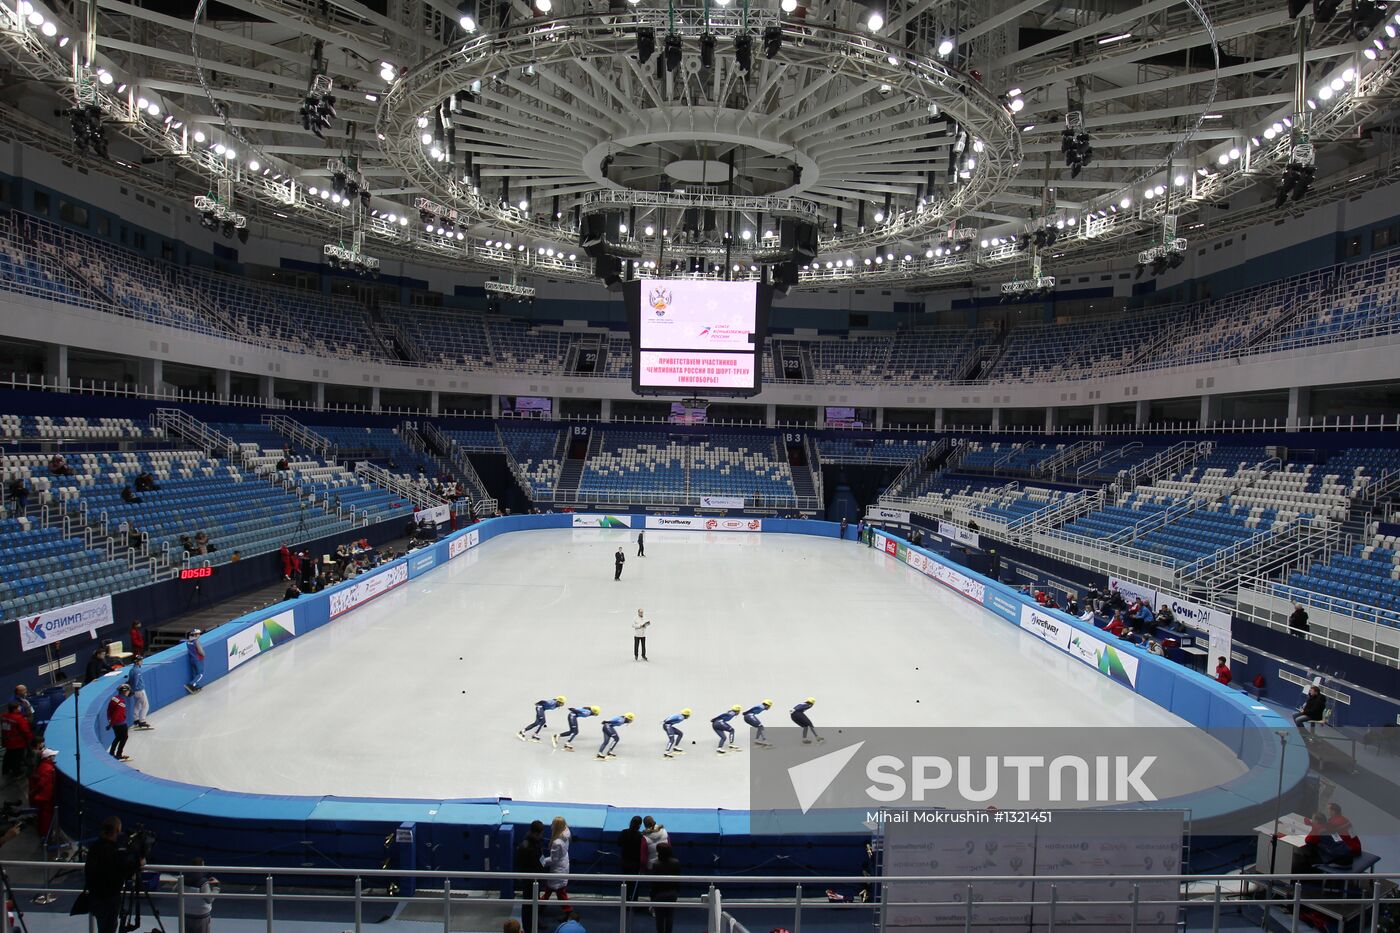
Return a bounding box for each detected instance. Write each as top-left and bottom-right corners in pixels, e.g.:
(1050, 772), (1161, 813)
(555, 705), (600, 751)
(742, 699), (773, 746)
(127, 655), (151, 730)
(711, 705), (743, 754)
(183, 630), (205, 694)
(790, 697), (822, 743)
(596, 712), (634, 760)
(661, 709), (691, 758)
(519, 696), (567, 742)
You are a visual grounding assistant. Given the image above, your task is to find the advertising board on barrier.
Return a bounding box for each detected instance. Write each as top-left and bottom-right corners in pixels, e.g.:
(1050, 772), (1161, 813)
(448, 528), (480, 559)
(571, 514), (632, 528)
(876, 532), (986, 602)
(416, 504), (451, 527)
(1020, 605), (1140, 687)
(700, 496), (745, 509)
(866, 506), (911, 524)
(937, 520), (979, 549)
(17, 594), (113, 652)
(409, 550), (438, 576)
(984, 590), (1021, 624)
(646, 515), (763, 532)
(329, 562), (408, 618)
(1019, 604), (1073, 651)
(1110, 576), (1159, 608)
(227, 610), (296, 671)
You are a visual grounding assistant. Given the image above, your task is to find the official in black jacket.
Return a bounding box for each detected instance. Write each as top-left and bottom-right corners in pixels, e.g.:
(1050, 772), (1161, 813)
(85, 817), (144, 933)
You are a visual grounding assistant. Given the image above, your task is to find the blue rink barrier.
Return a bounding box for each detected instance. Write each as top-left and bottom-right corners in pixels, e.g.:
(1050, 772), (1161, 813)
(54, 514), (1307, 877)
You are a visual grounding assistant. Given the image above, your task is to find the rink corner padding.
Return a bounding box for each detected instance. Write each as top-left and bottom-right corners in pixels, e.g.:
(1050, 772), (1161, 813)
(53, 514), (1306, 873)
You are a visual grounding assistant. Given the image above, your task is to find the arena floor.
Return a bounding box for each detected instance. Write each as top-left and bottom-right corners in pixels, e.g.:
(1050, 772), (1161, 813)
(131, 529), (1247, 809)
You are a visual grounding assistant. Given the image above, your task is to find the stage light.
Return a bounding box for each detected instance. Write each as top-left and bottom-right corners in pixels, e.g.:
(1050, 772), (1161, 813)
(734, 32), (752, 73)
(248, 160), (260, 171)
(459, 13), (476, 30)
(664, 32), (683, 71)
(781, 0), (797, 11)
(97, 70), (113, 85)
(866, 10), (884, 31)
(700, 32), (715, 70)
(636, 27), (656, 63)
(763, 24), (783, 58)
(937, 37), (954, 56)
(534, 0), (551, 11)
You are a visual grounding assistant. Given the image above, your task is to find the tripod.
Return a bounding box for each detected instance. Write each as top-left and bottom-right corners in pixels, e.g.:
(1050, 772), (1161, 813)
(0, 862), (32, 933)
(119, 867), (166, 933)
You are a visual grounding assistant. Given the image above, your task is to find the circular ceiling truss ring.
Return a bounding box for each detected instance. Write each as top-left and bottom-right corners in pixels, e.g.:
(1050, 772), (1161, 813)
(378, 12), (1022, 255)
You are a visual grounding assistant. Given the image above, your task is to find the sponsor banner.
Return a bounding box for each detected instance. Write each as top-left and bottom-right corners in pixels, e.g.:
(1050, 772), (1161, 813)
(409, 550), (438, 576)
(1067, 629), (1141, 688)
(416, 504), (451, 527)
(328, 562), (408, 618)
(937, 520), (979, 548)
(1019, 604), (1073, 651)
(700, 496), (745, 509)
(883, 536), (899, 556)
(227, 609), (296, 671)
(448, 528), (479, 559)
(1166, 593), (1233, 660)
(879, 534), (986, 603)
(571, 514), (632, 528)
(984, 590), (1021, 624)
(1110, 576), (1159, 609)
(866, 506), (911, 524)
(646, 515), (762, 532)
(18, 594), (113, 652)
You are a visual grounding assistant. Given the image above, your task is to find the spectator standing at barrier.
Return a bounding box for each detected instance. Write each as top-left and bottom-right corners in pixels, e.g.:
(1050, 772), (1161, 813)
(2, 701), (32, 804)
(128, 619), (145, 658)
(106, 684), (132, 761)
(85, 816), (144, 933)
(280, 544), (295, 578)
(1295, 686), (1327, 727)
(1214, 657), (1232, 686)
(642, 816), (669, 869)
(540, 816), (572, 915)
(614, 547), (625, 581)
(1289, 603), (1311, 634)
(29, 746), (56, 839)
(514, 820), (546, 931)
(128, 655), (151, 730)
(637, 530), (645, 557)
(6, 478), (28, 515)
(182, 858), (219, 933)
(284, 580), (302, 601)
(11, 684), (33, 722)
(650, 843), (681, 933)
(617, 815), (647, 903)
(184, 630), (205, 694)
(633, 609), (650, 661)
(840, 517), (848, 539)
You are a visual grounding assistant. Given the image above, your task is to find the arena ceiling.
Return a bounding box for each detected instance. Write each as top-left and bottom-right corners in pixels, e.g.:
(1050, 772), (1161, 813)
(2, 0), (1399, 290)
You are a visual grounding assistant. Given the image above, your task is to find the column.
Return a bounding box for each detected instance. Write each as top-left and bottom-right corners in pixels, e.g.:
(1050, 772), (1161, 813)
(258, 375), (275, 405)
(430, 390), (440, 416)
(370, 386), (382, 412)
(314, 382), (326, 410)
(1092, 404), (1106, 432)
(45, 344), (69, 392)
(764, 403), (776, 427)
(934, 408), (945, 432)
(491, 394), (501, 419)
(1044, 407), (1057, 435)
(874, 407), (885, 430)
(1134, 399), (1150, 427)
(1200, 394), (1221, 427)
(601, 398), (613, 422)
(139, 358), (163, 393)
(991, 408), (1003, 431)
(1287, 386), (1311, 430)
(215, 369), (231, 400)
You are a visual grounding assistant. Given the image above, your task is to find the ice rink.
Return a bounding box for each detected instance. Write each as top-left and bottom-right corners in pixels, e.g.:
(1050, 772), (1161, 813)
(133, 529), (1247, 809)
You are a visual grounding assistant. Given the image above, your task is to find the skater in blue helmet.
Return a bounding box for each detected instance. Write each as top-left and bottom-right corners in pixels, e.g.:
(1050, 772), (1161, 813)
(555, 705), (600, 750)
(597, 712), (634, 760)
(518, 696), (566, 742)
(711, 706), (743, 754)
(742, 700), (773, 746)
(661, 709), (690, 758)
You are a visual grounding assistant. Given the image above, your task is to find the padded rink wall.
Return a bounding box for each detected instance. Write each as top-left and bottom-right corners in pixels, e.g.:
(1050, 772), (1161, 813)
(52, 514), (1307, 878)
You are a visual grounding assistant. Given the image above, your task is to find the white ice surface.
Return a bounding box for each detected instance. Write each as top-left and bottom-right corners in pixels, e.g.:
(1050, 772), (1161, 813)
(132, 529), (1246, 809)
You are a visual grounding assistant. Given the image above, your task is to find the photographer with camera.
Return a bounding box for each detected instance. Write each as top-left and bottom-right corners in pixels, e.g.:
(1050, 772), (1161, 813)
(84, 817), (144, 933)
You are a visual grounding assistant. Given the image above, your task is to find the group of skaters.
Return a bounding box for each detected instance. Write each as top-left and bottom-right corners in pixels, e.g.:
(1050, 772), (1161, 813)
(517, 697), (823, 760)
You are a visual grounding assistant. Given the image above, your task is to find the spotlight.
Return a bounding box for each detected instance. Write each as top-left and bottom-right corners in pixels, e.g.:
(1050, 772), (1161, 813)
(534, 0), (551, 11)
(700, 32), (715, 71)
(781, 0), (797, 10)
(459, 13), (476, 30)
(734, 32), (753, 74)
(762, 24), (783, 58)
(866, 10), (884, 31)
(664, 32), (683, 72)
(937, 37), (954, 56)
(1314, 0), (1342, 22)
(636, 27), (656, 63)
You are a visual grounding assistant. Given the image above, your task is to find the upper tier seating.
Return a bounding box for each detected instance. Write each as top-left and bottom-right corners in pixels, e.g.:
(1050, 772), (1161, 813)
(1270, 247), (1400, 351)
(578, 431), (685, 499)
(818, 437), (929, 464)
(500, 426), (563, 496)
(0, 415), (148, 440)
(689, 436), (795, 500)
(1286, 533), (1400, 615)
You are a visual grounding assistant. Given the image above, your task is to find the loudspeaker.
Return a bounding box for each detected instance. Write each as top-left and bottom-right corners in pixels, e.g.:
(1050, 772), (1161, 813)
(771, 258), (800, 295)
(594, 254), (623, 289)
(580, 214), (607, 256)
(780, 219), (818, 259)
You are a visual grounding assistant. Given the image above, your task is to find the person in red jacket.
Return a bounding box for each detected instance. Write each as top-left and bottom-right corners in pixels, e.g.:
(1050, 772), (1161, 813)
(1215, 657), (1232, 686)
(1105, 613), (1127, 638)
(1303, 808), (1362, 867)
(279, 544), (295, 578)
(28, 747), (57, 838)
(106, 684), (132, 761)
(128, 619), (145, 658)
(2, 701), (34, 802)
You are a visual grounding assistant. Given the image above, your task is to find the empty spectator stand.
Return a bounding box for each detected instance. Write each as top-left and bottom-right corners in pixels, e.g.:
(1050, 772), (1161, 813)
(498, 425), (564, 498)
(817, 436), (931, 465)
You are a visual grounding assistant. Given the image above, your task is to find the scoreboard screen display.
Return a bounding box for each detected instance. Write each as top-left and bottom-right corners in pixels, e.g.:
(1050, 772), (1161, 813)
(626, 279), (772, 398)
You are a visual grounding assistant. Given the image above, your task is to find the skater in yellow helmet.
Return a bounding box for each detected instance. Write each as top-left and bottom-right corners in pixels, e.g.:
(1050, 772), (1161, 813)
(790, 698), (823, 743)
(597, 712), (634, 760)
(554, 703), (602, 751)
(711, 706), (744, 754)
(518, 696), (567, 742)
(742, 700), (775, 747)
(662, 709), (691, 757)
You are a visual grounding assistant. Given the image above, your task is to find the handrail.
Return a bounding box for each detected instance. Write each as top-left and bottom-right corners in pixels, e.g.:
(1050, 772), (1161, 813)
(1006, 487), (1103, 533)
(1037, 439), (1103, 477)
(423, 422), (492, 505)
(1236, 575), (1400, 668)
(261, 413), (333, 460)
(1074, 440), (1142, 481)
(353, 460), (448, 511)
(149, 408), (240, 463)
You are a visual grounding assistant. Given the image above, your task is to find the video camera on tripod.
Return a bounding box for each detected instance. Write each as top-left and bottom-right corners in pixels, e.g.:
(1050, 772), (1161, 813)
(119, 824), (162, 933)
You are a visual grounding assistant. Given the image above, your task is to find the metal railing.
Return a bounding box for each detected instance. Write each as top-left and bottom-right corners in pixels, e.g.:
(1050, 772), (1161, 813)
(353, 461), (448, 512)
(1075, 440), (1141, 482)
(149, 409), (240, 463)
(1006, 488), (1105, 534)
(260, 413), (333, 460)
(1125, 440), (1214, 489)
(1037, 439), (1103, 478)
(1237, 575), (1400, 668)
(422, 422), (492, 505)
(1180, 517), (1339, 589)
(0, 862), (1393, 933)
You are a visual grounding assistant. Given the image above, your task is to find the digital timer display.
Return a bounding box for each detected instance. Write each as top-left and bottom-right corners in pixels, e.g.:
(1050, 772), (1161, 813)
(180, 566), (216, 581)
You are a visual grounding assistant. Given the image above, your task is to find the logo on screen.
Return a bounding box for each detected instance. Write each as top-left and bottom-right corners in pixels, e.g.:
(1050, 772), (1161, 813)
(648, 286), (673, 312)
